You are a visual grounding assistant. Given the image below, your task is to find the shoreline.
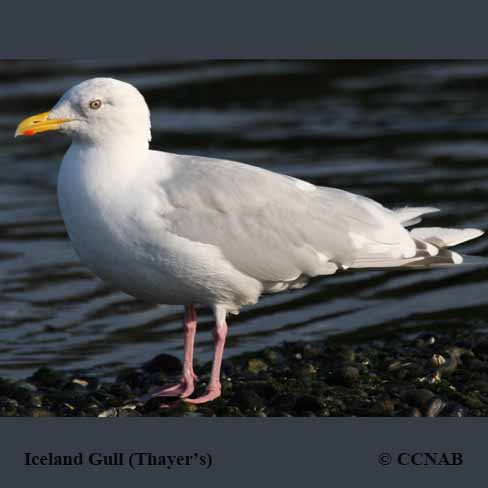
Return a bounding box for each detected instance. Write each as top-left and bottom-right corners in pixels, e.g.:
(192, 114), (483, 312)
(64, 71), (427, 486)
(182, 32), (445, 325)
(1, 323), (487, 417)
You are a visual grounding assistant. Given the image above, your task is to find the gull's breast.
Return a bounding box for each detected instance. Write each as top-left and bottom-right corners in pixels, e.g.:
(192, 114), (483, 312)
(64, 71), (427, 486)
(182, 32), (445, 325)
(56, 146), (179, 303)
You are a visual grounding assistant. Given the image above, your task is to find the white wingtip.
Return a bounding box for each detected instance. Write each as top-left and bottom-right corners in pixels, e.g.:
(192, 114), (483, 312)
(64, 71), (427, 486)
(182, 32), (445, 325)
(410, 227), (484, 248)
(394, 207), (440, 227)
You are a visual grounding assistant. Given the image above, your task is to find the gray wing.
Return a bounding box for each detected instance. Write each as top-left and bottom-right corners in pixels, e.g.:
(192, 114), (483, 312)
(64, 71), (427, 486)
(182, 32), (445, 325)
(156, 152), (413, 284)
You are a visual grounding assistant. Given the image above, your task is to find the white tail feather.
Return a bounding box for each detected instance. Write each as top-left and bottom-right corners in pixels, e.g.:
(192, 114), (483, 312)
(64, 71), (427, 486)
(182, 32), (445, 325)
(350, 208), (484, 269)
(410, 227), (484, 248)
(394, 207), (439, 227)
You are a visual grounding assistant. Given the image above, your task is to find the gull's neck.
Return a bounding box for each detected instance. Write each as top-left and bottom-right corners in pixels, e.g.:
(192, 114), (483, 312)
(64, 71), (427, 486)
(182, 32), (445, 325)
(65, 135), (150, 181)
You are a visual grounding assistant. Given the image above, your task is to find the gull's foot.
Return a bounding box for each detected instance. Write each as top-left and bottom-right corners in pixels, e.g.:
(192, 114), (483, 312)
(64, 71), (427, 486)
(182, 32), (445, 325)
(184, 384), (221, 404)
(152, 382), (193, 398)
(137, 373), (196, 402)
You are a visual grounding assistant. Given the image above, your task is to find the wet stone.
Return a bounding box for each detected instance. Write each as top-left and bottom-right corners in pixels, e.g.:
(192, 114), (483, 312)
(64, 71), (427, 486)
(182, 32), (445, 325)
(431, 354), (446, 367)
(332, 365), (360, 386)
(473, 338), (488, 356)
(271, 393), (297, 412)
(14, 381), (37, 393)
(0, 378), (13, 394)
(122, 410), (142, 417)
(463, 357), (487, 372)
(10, 384), (37, 404)
(297, 363), (318, 378)
(214, 406), (243, 417)
(98, 407), (119, 418)
(30, 367), (67, 388)
(230, 389), (264, 412)
(221, 360), (235, 377)
(405, 408), (423, 417)
(0, 396), (18, 416)
(424, 397), (446, 417)
(335, 346), (356, 363)
(294, 395), (322, 414)
(470, 380), (488, 394)
(246, 358), (268, 375)
(142, 354), (182, 374)
(28, 408), (54, 417)
(438, 349), (461, 376)
(463, 394), (485, 410)
(415, 334), (437, 347)
(246, 381), (279, 399)
(302, 344), (322, 360)
(116, 368), (147, 389)
(443, 402), (468, 417)
(63, 382), (90, 397)
(369, 399), (395, 416)
(404, 389), (435, 409)
(80, 402), (103, 416)
(387, 360), (402, 372)
(262, 348), (286, 365)
(109, 382), (133, 398)
(28, 394), (44, 409)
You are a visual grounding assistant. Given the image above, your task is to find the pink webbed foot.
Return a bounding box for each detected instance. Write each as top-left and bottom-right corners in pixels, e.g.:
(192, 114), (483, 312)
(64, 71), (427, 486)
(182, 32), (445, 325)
(138, 304), (199, 403)
(184, 383), (222, 404)
(145, 371), (197, 399)
(150, 381), (194, 399)
(184, 309), (228, 405)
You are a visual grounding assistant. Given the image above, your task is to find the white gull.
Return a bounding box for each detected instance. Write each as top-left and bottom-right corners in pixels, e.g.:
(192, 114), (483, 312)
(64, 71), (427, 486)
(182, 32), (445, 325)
(15, 78), (484, 403)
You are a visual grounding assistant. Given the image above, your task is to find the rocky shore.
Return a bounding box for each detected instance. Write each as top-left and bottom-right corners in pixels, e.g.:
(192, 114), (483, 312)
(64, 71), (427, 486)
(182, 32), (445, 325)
(2, 324), (488, 417)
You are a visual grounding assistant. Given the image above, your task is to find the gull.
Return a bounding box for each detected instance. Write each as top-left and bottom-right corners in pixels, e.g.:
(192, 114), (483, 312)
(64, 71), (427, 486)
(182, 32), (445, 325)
(15, 78), (484, 404)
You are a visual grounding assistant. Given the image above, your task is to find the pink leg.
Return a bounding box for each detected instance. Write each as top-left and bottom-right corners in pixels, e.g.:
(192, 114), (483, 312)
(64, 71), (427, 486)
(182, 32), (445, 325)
(146, 305), (198, 399)
(185, 310), (227, 404)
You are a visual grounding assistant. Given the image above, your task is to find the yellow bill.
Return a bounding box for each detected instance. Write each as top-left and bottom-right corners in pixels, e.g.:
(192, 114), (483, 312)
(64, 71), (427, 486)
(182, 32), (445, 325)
(15, 112), (72, 137)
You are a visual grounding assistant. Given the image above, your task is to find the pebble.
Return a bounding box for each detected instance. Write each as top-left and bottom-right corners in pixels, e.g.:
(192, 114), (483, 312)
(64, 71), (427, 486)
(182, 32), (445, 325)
(294, 395), (322, 414)
(443, 402), (467, 417)
(246, 381), (278, 399)
(405, 408), (423, 417)
(230, 389), (264, 411)
(116, 368), (147, 389)
(262, 349), (285, 365)
(387, 360), (402, 371)
(438, 349), (461, 376)
(335, 346), (356, 363)
(332, 365), (360, 386)
(246, 358), (268, 375)
(30, 367), (67, 388)
(0, 396), (18, 416)
(15, 381), (37, 392)
(142, 354), (182, 374)
(431, 354), (446, 367)
(404, 389), (435, 409)
(98, 407), (119, 418)
(473, 338), (488, 355)
(214, 406), (243, 417)
(424, 397), (446, 417)
(416, 334), (436, 347)
(221, 360), (235, 377)
(271, 393), (297, 412)
(10, 383), (38, 404)
(109, 382), (132, 397)
(369, 399), (395, 416)
(28, 408), (54, 417)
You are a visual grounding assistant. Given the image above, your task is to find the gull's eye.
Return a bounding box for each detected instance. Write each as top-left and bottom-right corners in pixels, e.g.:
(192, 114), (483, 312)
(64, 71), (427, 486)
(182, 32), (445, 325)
(89, 99), (102, 110)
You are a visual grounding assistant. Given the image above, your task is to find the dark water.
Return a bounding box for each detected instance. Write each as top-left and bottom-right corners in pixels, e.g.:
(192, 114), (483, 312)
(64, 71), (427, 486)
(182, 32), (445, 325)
(1, 60), (487, 379)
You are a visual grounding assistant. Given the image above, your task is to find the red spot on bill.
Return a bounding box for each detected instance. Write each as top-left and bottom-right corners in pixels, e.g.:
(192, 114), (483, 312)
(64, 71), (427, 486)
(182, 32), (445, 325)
(24, 129), (35, 136)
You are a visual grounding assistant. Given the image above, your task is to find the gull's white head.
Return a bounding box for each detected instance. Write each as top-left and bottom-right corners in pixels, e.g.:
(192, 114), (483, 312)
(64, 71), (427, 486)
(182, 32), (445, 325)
(15, 78), (151, 145)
